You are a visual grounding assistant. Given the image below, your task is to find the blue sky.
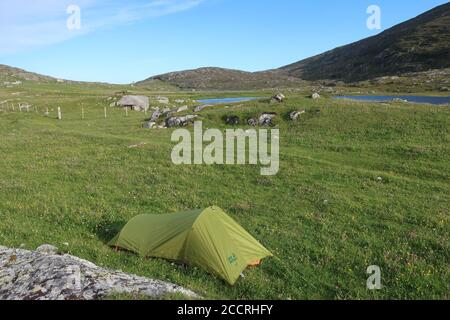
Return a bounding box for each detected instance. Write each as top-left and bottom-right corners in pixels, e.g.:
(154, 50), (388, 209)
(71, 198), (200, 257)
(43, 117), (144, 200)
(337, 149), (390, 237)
(0, 0), (447, 83)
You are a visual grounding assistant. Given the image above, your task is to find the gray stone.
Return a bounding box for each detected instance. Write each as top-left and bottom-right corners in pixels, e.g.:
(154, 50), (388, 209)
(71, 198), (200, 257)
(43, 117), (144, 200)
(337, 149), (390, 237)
(194, 105), (211, 113)
(149, 108), (162, 122)
(0, 246), (198, 300)
(259, 113), (277, 126)
(271, 93), (285, 103)
(117, 96), (149, 112)
(162, 107), (173, 116)
(176, 105), (189, 113)
(290, 110), (306, 121)
(35, 244), (58, 255)
(311, 93), (321, 100)
(143, 121), (156, 129)
(247, 118), (258, 126)
(166, 115), (197, 128)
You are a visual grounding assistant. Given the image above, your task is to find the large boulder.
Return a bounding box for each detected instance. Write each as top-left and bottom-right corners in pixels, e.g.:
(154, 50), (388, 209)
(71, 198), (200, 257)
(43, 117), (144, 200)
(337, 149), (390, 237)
(166, 115), (197, 128)
(290, 110), (306, 121)
(149, 108), (162, 122)
(0, 246), (198, 300)
(271, 93), (285, 103)
(143, 121), (156, 129)
(117, 96), (149, 112)
(311, 93), (321, 100)
(176, 105), (189, 113)
(259, 113), (277, 126)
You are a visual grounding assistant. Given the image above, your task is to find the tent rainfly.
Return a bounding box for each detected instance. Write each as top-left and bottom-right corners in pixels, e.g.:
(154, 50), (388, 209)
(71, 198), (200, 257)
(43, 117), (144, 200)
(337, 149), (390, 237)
(109, 206), (272, 285)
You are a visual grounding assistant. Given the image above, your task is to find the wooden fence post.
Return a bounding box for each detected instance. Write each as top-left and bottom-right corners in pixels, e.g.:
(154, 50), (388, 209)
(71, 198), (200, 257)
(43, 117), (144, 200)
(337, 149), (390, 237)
(104, 107), (107, 119)
(57, 107), (62, 120)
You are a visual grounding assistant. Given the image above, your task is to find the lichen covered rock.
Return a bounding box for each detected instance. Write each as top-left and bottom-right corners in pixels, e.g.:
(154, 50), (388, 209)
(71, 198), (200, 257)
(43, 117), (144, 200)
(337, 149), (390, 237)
(0, 246), (198, 300)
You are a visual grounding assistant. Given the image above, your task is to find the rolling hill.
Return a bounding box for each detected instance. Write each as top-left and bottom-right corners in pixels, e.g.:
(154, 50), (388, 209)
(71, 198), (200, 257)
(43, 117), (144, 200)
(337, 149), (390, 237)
(137, 67), (305, 91)
(0, 64), (56, 83)
(139, 3), (450, 89)
(280, 2), (450, 82)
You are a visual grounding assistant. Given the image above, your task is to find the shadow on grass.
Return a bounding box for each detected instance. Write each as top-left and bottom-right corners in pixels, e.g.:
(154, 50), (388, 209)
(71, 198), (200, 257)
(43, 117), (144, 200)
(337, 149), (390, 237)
(93, 218), (127, 245)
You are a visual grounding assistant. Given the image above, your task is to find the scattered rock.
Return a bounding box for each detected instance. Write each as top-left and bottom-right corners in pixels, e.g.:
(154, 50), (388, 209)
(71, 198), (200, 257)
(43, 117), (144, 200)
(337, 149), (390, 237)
(174, 99), (186, 104)
(439, 87), (449, 92)
(311, 93), (321, 100)
(225, 116), (240, 125)
(162, 107), (173, 116)
(0, 246), (198, 300)
(247, 118), (258, 126)
(149, 108), (162, 122)
(271, 93), (285, 103)
(194, 105), (210, 113)
(166, 115), (197, 128)
(290, 110), (306, 121)
(156, 96), (169, 104)
(109, 102), (116, 107)
(142, 121), (156, 129)
(117, 96), (149, 112)
(259, 113), (277, 126)
(35, 244), (58, 255)
(176, 105), (188, 113)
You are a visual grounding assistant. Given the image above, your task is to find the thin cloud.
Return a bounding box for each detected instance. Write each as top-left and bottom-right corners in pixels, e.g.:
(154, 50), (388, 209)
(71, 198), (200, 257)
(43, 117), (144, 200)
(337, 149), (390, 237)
(0, 0), (205, 54)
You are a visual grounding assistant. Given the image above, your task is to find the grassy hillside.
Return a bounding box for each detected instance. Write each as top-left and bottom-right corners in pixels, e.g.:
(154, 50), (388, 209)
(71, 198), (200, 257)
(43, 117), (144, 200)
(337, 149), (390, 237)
(0, 84), (448, 299)
(280, 3), (450, 82)
(137, 67), (305, 91)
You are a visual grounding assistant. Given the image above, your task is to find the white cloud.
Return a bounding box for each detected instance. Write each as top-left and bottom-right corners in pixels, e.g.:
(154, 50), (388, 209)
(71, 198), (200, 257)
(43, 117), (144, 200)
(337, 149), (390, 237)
(0, 0), (205, 54)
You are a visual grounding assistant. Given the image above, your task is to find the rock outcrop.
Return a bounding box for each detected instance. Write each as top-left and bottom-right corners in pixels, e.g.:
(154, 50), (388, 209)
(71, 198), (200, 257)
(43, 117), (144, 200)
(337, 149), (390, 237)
(0, 245), (198, 300)
(117, 96), (150, 112)
(165, 115), (197, 128)
(290, 110), (306, 120)
(311, 92), (321, 100)
(271, 93), (285, 103)
(259, 113), (277, 126)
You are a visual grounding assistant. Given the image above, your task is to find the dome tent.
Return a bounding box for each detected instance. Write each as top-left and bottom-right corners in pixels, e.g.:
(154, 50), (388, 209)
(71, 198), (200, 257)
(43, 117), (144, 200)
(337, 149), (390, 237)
(109, 206), (272, 285)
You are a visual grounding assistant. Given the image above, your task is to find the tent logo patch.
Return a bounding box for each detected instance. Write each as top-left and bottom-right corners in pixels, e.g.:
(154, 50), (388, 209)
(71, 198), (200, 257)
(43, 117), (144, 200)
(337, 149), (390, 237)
(228, 254), (238, 265)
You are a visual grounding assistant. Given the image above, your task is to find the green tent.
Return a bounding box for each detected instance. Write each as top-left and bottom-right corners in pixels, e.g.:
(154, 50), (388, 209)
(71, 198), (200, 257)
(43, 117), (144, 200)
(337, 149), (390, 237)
(109, 206), (272, 285)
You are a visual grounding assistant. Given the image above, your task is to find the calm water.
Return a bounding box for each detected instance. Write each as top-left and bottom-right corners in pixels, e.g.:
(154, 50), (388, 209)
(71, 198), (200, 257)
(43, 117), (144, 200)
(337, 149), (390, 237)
(197, 97), (261, 105)
(335, 95), (450, 105)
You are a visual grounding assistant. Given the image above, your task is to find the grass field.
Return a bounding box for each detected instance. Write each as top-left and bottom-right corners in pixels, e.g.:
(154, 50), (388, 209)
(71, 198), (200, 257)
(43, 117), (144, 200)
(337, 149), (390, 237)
(0, 82), (448, 299)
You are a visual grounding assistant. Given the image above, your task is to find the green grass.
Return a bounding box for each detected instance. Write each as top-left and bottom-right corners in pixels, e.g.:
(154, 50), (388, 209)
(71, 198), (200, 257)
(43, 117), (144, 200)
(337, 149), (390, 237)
(0, 84), (448, 300)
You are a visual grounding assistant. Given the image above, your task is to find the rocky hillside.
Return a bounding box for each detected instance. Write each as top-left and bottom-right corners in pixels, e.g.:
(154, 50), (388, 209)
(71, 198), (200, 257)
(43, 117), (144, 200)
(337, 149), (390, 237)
(0, 64), (56, 83)
(280, 3), (450, 82)
(137, 67), (306, 90)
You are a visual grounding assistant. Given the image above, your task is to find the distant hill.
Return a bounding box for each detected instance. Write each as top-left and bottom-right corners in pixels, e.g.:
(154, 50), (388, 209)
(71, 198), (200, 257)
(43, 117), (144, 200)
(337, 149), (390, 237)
(0, 64), (56, 83)
(137, 67), (305, 91)
(279, 3), (450, 82)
